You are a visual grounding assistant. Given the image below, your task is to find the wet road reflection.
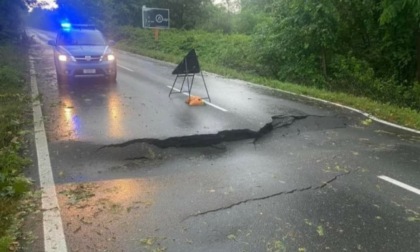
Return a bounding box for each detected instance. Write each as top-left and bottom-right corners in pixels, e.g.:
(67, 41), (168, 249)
(107, 90), (124, 138)
(54, 80), (125, 142)
(60, 95), (78, 140)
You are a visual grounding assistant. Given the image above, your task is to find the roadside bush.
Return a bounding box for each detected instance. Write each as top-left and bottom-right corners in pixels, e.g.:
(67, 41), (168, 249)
(0, 149), (31, 198)
(413, 82), (420, 107)
(0, 44), (32, 251)
(330, 55), (377, 95)
(115, 27), (257, 74)
(405, 82), (420, 111)
(329, 55), (420, 111)
(0, 46), (25, 93)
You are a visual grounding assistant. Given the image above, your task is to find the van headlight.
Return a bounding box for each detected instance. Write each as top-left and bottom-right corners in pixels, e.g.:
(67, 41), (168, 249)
(58, 54), (75, 62)
(58, 54), (68, 62)
(106, 54), (115, 61)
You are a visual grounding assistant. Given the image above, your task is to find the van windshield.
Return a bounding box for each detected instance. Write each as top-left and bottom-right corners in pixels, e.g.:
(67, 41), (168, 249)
(57, 30), (106, 46)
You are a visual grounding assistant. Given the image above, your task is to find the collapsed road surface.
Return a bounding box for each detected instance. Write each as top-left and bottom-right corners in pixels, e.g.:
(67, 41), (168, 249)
(98, 114), (324, 149)
(26, 29), (420, 252)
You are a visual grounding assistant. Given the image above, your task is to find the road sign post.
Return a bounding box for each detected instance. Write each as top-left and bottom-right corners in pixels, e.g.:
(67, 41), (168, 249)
(142, 6), (169, 42)
(154, 28), (159, 41)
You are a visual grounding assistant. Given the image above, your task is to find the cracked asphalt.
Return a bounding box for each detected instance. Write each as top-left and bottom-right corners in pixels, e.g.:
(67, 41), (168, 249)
(27, 29), (420, 252)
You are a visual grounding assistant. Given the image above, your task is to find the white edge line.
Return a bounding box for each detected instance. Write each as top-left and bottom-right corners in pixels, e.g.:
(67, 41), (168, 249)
(299, 94), (420, 135)
(242, 81), (420, 135)
(117, 64), (134, 72)
(203, 100), (228, 112)
(378, 175), (420, 195)
(29, 57), (68, 252)
(167, 86), (228, 112)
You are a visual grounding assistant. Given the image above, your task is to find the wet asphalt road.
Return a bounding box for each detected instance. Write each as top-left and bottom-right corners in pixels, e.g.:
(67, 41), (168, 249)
(28, 29), (419, 252)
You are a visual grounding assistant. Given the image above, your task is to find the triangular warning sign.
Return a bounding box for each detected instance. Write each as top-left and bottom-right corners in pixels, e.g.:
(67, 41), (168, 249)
(172, 49), (201, 75)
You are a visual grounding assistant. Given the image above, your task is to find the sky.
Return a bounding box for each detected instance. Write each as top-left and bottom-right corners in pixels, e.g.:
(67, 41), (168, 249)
(32, 0), (58, 10)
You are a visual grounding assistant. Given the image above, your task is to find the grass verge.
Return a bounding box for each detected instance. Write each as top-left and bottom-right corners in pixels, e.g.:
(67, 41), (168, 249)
(0, 43), (35, 252)
(116, 40), (420, 131)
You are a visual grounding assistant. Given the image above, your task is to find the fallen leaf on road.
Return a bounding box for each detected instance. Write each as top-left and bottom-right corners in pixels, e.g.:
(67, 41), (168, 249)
(266, 240), (286, 252)
(73, 226), (81, 234)
(361, 118), (372, 126)
(407, 217), (420, 222)
(227, 234), (236, 241)
(140, 237), (156, 246)
(317, 225), (324, 236)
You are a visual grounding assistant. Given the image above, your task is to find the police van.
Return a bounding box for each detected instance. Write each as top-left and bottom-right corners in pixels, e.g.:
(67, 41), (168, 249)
(48, 23), (117, 83)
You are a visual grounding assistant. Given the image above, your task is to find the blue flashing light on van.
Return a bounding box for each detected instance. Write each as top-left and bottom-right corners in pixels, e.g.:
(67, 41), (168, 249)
(61, 22), (71, 29)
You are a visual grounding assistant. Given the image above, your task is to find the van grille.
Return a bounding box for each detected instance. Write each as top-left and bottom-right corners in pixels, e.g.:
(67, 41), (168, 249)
(75, 55), (102, 62)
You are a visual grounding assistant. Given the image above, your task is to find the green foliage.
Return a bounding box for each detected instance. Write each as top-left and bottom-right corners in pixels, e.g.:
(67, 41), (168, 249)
(0, 0), (26, 41)
(248, 0), (420, 110)
(115, 26), (256, 73)
(0, 43), (32, 251)
(0, 234), (14, 252)
(330, 55), (378, 95)
(380, 0), (420, 25)
(0, 150), (31, 198)
(196, 5), (233, 33)
(0, 66), (24, 92)
(253, 0), (339, 87)
(232, 7), (270, 35)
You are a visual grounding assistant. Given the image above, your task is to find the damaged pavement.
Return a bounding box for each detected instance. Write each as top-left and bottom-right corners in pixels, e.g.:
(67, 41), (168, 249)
(96, 113), (355, 222)
(99, 113), (329, 149)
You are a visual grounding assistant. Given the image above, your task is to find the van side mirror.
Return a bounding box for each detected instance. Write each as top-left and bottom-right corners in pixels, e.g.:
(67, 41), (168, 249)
(108, 40), (116, 46)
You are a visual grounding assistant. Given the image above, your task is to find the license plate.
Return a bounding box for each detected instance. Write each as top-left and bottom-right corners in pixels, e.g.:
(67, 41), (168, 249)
(83, 69), (96, 74)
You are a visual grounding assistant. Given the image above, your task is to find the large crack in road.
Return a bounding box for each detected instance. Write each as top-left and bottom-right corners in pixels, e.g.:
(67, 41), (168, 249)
(183, 169), (358, 221)
(98, 113), (351, 220)
(99, 113), (335, 150)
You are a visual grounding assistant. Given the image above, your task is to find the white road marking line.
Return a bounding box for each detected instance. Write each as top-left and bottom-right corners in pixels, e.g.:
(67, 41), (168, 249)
(29, 57), (68, 252)
(167, 86), (228, 112)
(378, 175), (420, 195)
(202, 100), (228, 112)
(118, 64), (134, 72)
(243, 81), (420, 135)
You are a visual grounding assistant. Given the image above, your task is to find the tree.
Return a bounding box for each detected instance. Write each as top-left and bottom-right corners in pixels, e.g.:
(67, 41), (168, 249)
(0, 0), (27, 39)
(254, 0), (338, 85)
(380, 0), (420, 82)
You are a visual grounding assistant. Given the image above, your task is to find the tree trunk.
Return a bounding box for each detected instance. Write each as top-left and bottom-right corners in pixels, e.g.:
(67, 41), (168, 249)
(416, 30), (420, 83)
(321, 48), (327, 78)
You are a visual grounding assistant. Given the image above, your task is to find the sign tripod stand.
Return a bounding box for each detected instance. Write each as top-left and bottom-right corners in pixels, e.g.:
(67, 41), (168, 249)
(169, 49), (211, 102)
